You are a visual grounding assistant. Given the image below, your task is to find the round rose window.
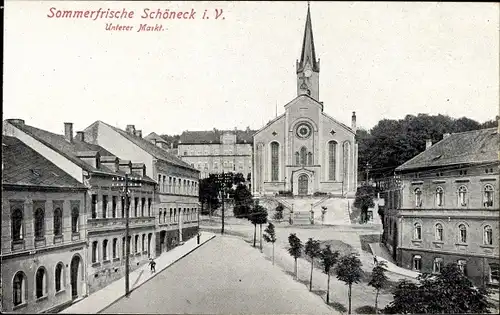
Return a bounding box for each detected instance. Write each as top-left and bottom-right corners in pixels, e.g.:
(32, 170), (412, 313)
(296, 123), (312, 139)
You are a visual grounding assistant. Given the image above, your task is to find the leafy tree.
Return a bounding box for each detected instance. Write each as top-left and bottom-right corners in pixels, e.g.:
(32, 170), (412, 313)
(320, 245), (340, 304)
(368, 261), (388, 314)
(481, 118), (498, 129)
(248, 205), (267, 249)
(336, 253), (363, 314)
(159, 134), (180, 148)
(233, 172), (246, 186)
(288, 233), (303, 280)
(199, 174), (220, 215)
(233, 184), (253, 218)
(273, 204), (284, 221)
(384, 263), (493, 314)
(263, 222), (277, 265)
(305, 238), (321, 291)
(353, 184), (377, 223)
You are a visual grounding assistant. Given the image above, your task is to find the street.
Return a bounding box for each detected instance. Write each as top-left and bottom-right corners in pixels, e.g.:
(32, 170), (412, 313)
(102, 236), (337, 314)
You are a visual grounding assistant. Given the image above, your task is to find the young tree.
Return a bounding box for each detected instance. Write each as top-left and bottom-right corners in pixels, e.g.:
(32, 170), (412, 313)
(248, 205), (267, 249)
(384, 263), (493, 314)
(288, 233), (303, 280)
(273, 204), (284, 221)
(263, 222), (277, 265)
(320, 245), (340, 304)
(335, 253), (363, 314)
(305, 238), (321, 291)
(353, 184), (377, 223)
(368, 261), (388, 314)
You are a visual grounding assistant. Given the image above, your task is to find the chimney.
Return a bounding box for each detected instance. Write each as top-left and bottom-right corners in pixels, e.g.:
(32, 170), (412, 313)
(76, 131), (85, 142)
(425, 139), (432, 150)
(136, 130), (142, 138)
(351, 112), (357, 133)
(443, 133), (451, 139)
(126, 125), (135, 135)
(64, 123), (73, 142)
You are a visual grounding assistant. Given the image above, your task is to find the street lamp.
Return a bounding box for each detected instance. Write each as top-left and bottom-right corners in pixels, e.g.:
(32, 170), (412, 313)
(215, 172), (232, 235)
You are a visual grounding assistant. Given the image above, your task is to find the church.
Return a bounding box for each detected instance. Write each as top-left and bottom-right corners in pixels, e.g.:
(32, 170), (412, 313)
(252, 4), (358, 202)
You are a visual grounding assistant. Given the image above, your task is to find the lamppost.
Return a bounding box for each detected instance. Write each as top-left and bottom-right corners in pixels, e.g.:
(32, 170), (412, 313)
(197, 202), (201, 244)
(112, 174), (142, 297)
(215, 172), (232, 235)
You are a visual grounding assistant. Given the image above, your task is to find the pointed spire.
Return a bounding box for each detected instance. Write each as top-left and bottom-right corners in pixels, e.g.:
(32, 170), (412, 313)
(297, 2), (319, 73)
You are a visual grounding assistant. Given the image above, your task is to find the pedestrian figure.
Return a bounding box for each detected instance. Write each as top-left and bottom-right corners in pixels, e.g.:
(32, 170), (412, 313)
(374, 255), (378, 265)
(149, 258), (156, 273)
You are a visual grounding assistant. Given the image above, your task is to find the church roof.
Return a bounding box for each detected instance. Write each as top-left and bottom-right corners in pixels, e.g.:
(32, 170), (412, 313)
(179, 129), (256, 145)
(297, 4), (319, 73)
(396, 128), (499, 172)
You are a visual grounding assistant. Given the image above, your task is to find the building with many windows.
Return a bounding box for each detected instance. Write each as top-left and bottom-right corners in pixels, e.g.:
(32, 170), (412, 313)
(83, 121), (200, 254)
(178, 128), (255, 179)
(381, 127), (499, 287)
(3, 120), (157, 296)
(1, 135), (88, 313)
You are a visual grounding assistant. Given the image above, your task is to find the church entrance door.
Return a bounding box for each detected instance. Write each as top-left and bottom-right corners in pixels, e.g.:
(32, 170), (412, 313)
(298, 174), (308, 195)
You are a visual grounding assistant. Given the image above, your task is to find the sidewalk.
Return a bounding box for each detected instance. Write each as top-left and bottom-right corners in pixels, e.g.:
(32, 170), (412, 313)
(60, 232), (216, 314)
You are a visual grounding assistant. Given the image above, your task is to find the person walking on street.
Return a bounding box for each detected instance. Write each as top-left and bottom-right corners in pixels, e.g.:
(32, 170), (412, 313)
(149, 258), (156, 273)
(373, 255), (378, 265)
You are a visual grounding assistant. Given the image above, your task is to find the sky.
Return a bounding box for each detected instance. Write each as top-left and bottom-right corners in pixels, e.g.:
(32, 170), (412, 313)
(4, 1), (499, 137)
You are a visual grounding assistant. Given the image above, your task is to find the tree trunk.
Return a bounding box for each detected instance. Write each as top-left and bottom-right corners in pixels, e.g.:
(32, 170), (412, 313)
(309, 260), (314, 291)
(253, 224), (256, 247)
(272, 243), (275, 265)
(326, 273), (330, 304)
(295, 258), (298, 280)
(375, 289), (379, 314)
(348, 283), (352, 314)
(259, 224), (263, 252)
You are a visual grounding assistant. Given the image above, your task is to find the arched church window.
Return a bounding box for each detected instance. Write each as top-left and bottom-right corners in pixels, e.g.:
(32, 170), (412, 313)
(307, 152), (313, 166)
(271, 142), (279, 181)
(343, 141), (351, 182)
(300, 147), (307, 166)
(295, 152), (300, 165)
(328, 141), (337, 180)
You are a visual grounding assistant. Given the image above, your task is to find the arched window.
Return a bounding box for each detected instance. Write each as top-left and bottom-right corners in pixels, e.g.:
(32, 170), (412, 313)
(158, 210), (162, 223)
(163, 211), (166, 223)
(433, 257), (443, 273)
(122, 237), (126, 257)
(413, 255), (422, 271)
(102, 239), (108, 260)
(55, 263), (64, 292)
(307, 152), (313, 166)
(71, 207), (79, 233)
(457, 259), (467, 276)
(174, 209), (177, 222)
(112, 238), (118, 258)
(142, 234), (146, 252)
(414, 223), (422, 240)
(170, 208), (173, 222)
(458, 224), (467, 243)
(458, 186), (468, 207)
(295, 152), (300, 165)
(35, 267), (47, 298)
(435, 223), (443, 241)
(328, 141), (337, 180)
(271, 142), (279, 181)
(12, 208), (23, 241)
(34, 208), (45, 239)
(414, 188), (423, 207)
(435, 187), (444, 207)
(300, 147), (307, 166)
(342, 141), (350, 181)
(13, 272), (26, 306)
(484, 185), (494, 207)
(484, 225), (493, 245)
(53, 208), (63, 236)
(135, 235), (139, 253)
(92, 241), (98, 263)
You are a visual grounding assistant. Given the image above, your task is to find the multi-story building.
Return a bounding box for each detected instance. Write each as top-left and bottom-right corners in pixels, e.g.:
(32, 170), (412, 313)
(1, 135), (88, 313)
(381, 127), (499, 287)
(178, 128), (255, 179)
(3, 120), (157, 295)
(83, 121), (200, 254)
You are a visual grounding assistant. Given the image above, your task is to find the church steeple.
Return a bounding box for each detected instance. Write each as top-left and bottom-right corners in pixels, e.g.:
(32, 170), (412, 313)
(296, 2), (320, 101)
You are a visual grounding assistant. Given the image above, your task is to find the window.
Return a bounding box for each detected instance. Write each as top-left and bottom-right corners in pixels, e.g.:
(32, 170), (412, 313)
(413, 255), (422, 271)
(435, 187), (444, 206)
(433, 257), (443, 273)
(135, 235), (139, 253)
(484, 225), (493, 245)
(92, 241), (98, 263)
(300, 146), (307, 166)
(55, 263), (64, 292)
(170, 208), (173, 222)
(148, 198), (152, 216)
(91, 194), (97, 218)
(484, 185), (494, 207)
(142, 234), (146, 252)
(435, 223), (443, 241)
(307, 152), (313, 166)
(35, 267), (47, 298)
(457, 259), (467, 276)
(112, 238), (118, 258)
(122, 237), (126, 257)
(134, 197), (139, 217)
(71, 207), (79, 233)
(328, 141), (337, 180)
(158, 210), (162, 223)
(295, 152), (300, 165)
(103, 239), (108, 260)
(163, 212), (166, 223)
(34, 208), (45, 239)
(414, 188), (422, 207)
(12, 208), (23, 241)
(414, 223), (422, 240)
(112, 196), (117, 218)
(102, 195), (108, 218)
(458, 186), (467, 207)
(53, 208), (63, 236)
(174, 208), (177, 222)
(489, 263), (499, 286)
(13, 272), (26, 306)
(141, 198), (146, 216)
(458, 224), (467, 243)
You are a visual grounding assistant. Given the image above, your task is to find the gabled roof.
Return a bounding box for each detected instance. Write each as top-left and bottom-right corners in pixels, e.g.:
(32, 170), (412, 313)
(179, 129), (256, 145)
(2, 135), (86, 189)
(144, 132), (167, 143)
(396, 128), (499, 171)
(89, 121), (197, 171)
